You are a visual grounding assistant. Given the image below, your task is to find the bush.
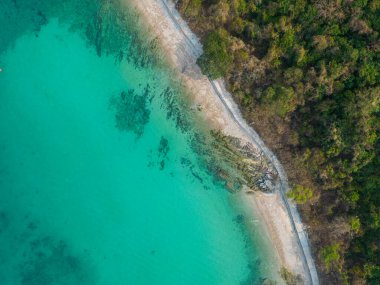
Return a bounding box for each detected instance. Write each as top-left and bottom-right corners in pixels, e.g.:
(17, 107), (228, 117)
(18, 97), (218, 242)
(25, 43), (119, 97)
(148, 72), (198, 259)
(320, 244), (341, 272)
(280, 267), (303, 285)
(287, 184), (313, 204)
(183, 0), (202, 17)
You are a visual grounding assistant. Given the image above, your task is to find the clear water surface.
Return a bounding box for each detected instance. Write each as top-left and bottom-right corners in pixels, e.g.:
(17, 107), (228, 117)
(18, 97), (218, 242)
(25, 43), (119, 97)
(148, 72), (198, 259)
(0, 1), (278, 284)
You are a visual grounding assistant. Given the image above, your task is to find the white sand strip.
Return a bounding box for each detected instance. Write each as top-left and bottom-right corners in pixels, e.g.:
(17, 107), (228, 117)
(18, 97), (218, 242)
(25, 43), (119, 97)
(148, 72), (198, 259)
(126, 0), (320, 284)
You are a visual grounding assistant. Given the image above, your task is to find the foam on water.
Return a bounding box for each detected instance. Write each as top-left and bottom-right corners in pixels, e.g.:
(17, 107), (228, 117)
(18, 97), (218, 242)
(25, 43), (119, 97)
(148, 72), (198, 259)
(0, 1), (279, 284)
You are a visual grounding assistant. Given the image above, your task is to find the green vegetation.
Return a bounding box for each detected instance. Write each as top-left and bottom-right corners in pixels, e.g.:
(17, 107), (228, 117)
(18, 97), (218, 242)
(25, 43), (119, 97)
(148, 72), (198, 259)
(197, 29), (233, 79)
(287, 184), (313, 204)
(320, 244), (342, 272)
(177, 0), (380, 284)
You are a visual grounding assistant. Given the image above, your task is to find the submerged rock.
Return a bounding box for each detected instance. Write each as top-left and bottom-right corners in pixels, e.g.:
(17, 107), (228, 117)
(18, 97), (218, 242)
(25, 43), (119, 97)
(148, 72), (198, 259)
(110, 88), (151, 137)
(19, 237), (94, 285)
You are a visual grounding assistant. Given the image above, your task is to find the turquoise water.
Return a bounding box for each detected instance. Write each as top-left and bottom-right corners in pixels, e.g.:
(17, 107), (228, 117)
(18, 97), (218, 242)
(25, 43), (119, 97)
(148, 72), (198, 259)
(0, 1), (277, 284)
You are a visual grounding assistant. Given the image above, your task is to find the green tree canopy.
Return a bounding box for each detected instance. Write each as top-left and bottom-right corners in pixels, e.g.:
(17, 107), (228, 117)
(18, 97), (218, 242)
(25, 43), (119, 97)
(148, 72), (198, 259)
(197, 29), (233, 79)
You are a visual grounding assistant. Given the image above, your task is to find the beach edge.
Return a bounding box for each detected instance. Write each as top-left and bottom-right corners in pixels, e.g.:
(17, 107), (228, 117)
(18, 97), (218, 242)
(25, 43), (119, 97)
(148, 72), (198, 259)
(126, 0), (320, 284)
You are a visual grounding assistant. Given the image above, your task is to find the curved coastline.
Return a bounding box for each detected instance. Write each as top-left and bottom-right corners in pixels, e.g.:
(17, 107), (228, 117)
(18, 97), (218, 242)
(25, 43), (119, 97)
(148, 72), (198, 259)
(128, 0), (320, 284)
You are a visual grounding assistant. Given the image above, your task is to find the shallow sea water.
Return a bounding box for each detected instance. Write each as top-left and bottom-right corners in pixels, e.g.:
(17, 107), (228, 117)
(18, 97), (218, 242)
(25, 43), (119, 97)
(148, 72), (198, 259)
(0, 1), (278, 284)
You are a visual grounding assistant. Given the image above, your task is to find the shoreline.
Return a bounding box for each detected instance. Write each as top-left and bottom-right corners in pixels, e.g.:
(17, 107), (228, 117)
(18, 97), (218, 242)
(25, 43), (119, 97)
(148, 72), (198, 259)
(127, 0), (319, 284)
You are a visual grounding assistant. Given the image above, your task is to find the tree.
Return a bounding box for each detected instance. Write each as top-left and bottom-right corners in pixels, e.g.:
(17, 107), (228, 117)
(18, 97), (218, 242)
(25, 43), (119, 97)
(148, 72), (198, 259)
(176, 0), (380, 282)
(197, 29), (233, 79)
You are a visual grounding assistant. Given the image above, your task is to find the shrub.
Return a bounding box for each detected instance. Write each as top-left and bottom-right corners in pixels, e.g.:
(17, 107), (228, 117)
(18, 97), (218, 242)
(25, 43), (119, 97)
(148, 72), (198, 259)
(287, 184), (313, 204)
(320, 244), (341, 272)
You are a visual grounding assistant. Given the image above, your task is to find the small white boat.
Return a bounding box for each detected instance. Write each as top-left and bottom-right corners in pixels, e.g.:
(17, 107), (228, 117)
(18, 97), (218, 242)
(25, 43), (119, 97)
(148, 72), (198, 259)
(0, 68), (2, 72)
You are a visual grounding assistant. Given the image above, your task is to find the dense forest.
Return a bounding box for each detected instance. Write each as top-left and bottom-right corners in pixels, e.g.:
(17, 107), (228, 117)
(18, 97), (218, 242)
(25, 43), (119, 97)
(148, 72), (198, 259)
(176, 0), (380, 284)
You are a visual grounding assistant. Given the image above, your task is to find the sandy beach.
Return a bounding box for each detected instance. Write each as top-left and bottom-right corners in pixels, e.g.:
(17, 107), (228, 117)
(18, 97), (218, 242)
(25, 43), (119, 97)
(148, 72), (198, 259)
(126, 0), (319, 284)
